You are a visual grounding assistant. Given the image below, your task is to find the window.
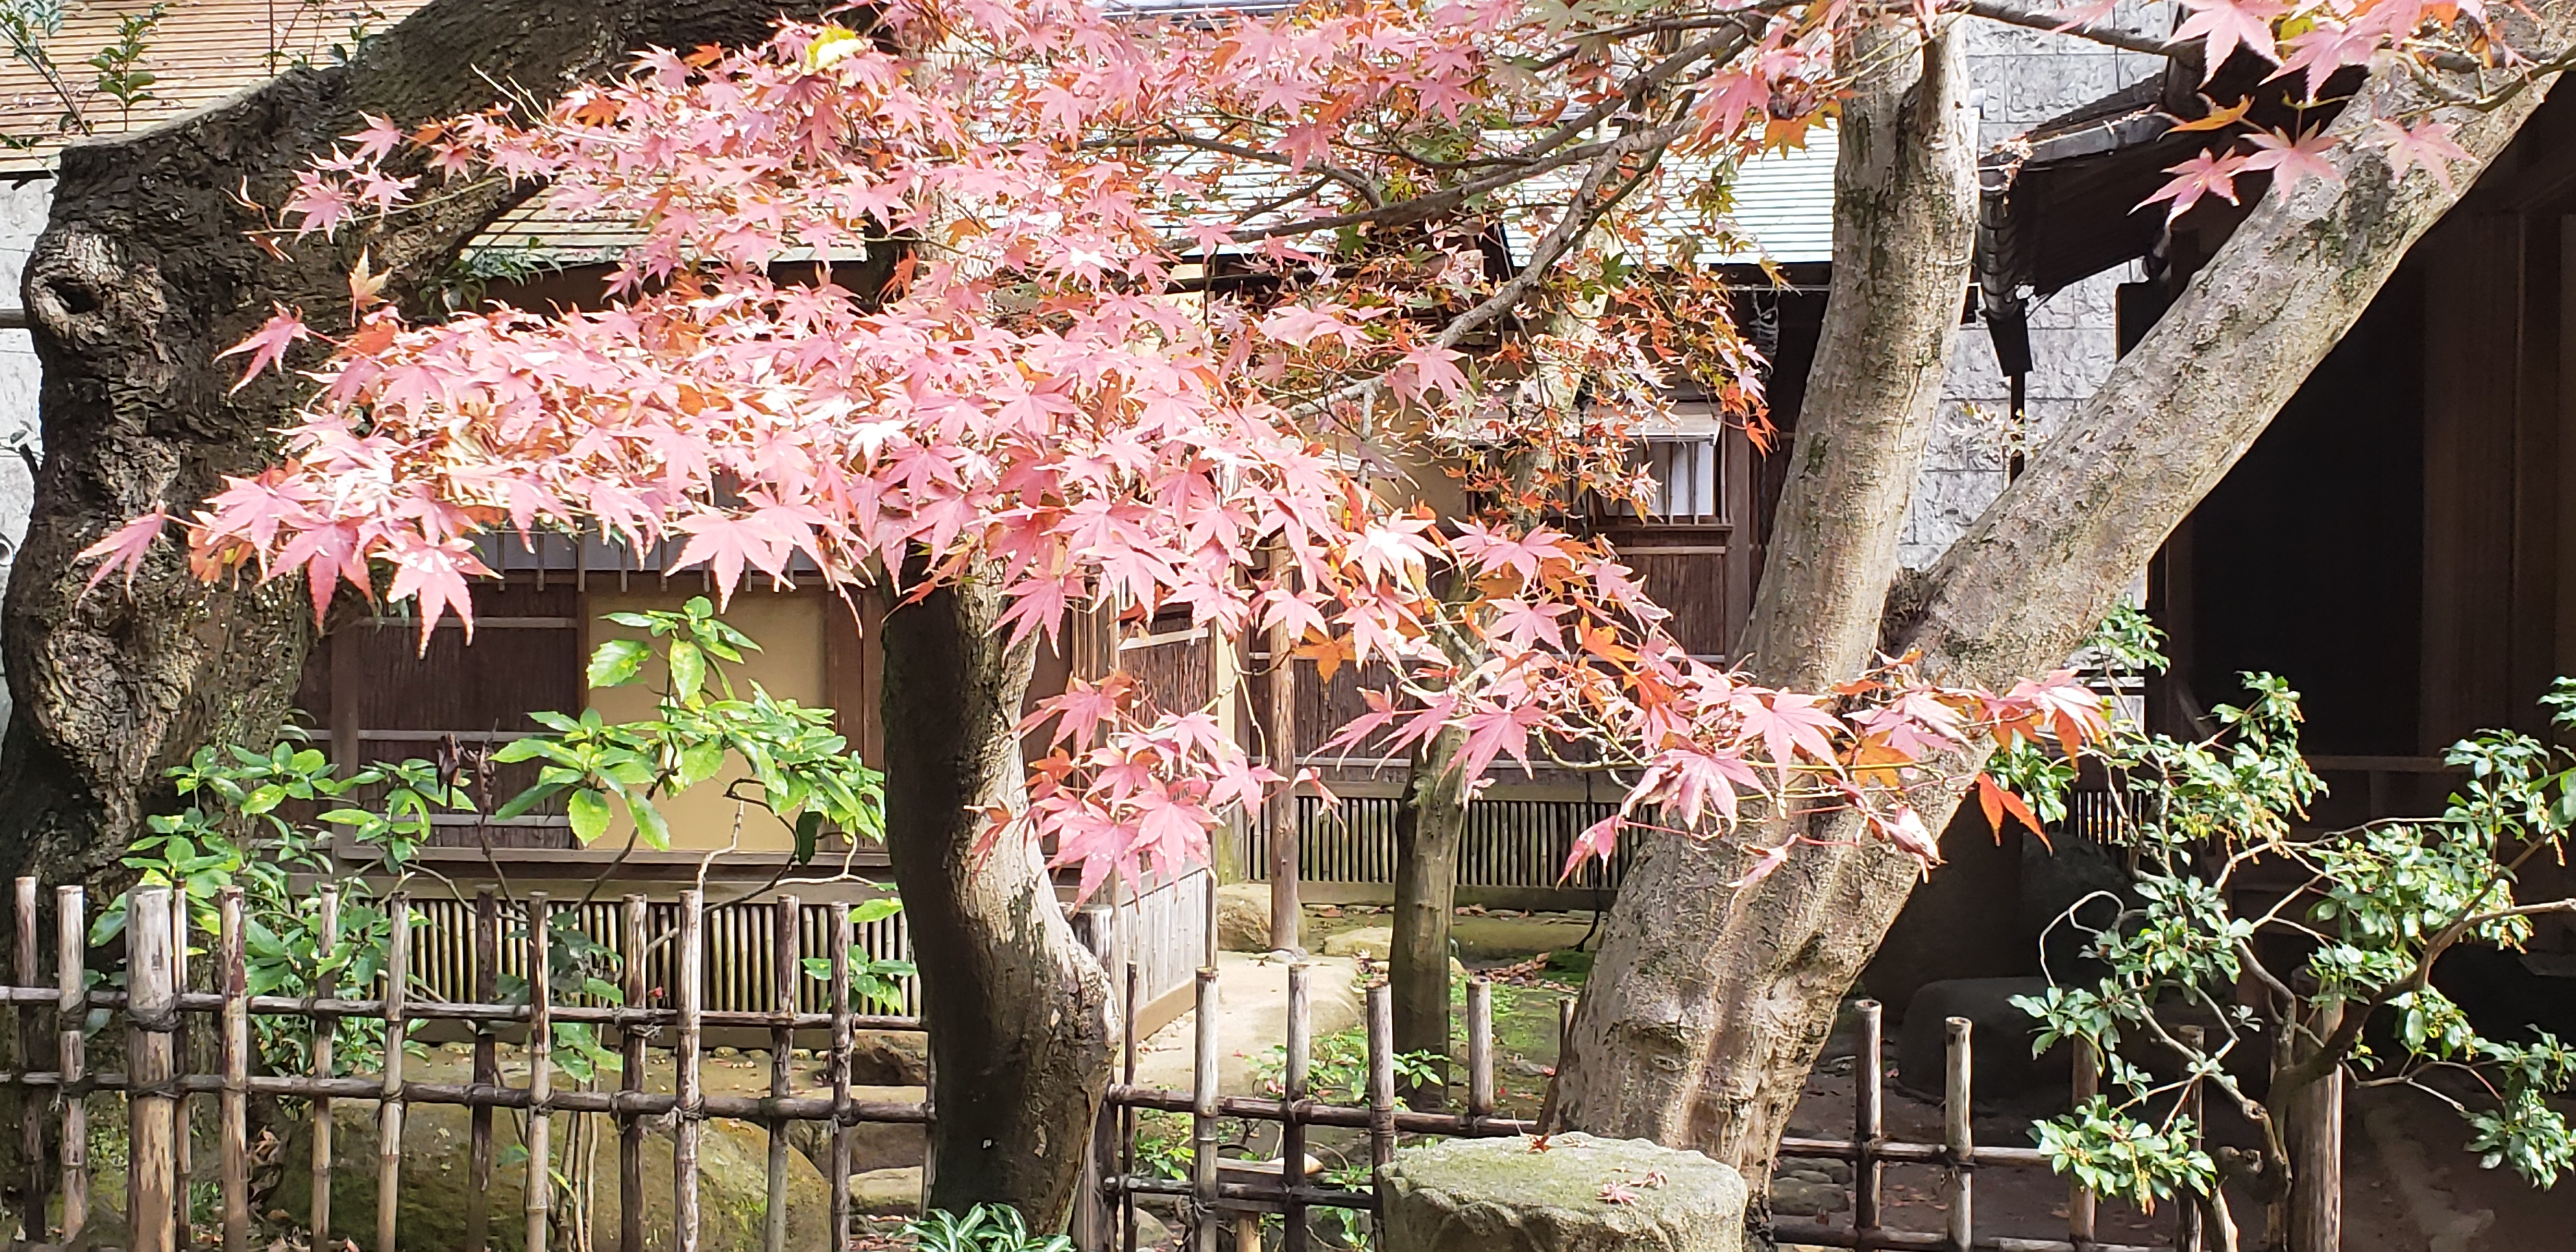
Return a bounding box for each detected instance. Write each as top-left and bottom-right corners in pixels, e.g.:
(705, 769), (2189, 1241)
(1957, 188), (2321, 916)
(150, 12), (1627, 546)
(1641, 436), (1722, 523)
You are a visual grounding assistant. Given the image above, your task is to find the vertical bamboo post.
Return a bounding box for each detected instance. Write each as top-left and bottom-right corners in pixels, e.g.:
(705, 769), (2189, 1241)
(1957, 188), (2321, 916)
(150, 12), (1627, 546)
(1465, 978), (1494, 1123)
(827, 905), (854, 1252)
(2175, 1025), (2204, 1252)
(1855, 1001), (1884, 1237)
(526, 894), (554, 1252)
(618, 894), (647, 1252)
(55, 885), (87, 1243)
(2071, 1035), (2098, 1247)
(378, 891), (410, 1252)
(219, 887), (250, 1252)
(310, 887), (340, 1245)
(675, 889), (705, 1252)
(1283, 961), (1312, 1252)
(1266, 544), (1301, 952)
(172, 899), (194, 1249)
(1120, 959), (1140, 1252)
(765, 895), (799, 1252)
(1190, 968), (1218, 1252)
(1943, 1016), (1972, 1252)
(15, 877), (47, 1244)
(468, 889), (498, 1252)
(127, 886), (178, 1252)
(1367, 984), (1395, 1173)
(1077, 906), (1116, 1251)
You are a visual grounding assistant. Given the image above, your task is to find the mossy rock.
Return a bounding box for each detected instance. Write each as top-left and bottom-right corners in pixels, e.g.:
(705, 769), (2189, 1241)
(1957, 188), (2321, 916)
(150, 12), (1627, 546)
(274, 1098), (830, 1251)
(1380, 1132), (1744, 1252)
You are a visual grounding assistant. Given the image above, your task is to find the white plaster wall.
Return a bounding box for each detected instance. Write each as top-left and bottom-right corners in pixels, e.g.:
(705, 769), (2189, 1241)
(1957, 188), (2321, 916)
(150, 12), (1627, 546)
(1901, 4), (2170, 569)
(0, 177), (48, 730)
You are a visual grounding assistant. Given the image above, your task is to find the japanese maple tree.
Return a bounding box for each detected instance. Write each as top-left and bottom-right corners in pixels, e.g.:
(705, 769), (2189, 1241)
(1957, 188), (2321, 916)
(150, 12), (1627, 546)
(33, 0), (2576, 1230)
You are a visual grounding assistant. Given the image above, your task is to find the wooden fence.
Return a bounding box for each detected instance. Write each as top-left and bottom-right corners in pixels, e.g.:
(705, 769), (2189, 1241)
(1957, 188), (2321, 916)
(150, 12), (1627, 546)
(1, 877), (2202, 1252)
(1079, 897), (2203, 1252)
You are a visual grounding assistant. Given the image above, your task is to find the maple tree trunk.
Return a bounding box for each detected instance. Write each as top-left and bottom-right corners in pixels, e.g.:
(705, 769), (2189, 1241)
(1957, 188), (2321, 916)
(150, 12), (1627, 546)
(0, 0), (812, 884)
(0, 0), (821, 1216)
(1557, 4), (2576, 1199)
(878, 569), (1114, 1226)
(1391, 724), (1469, 1110)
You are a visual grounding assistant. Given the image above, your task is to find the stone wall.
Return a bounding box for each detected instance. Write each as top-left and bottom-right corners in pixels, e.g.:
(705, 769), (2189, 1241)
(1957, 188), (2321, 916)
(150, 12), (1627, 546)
(1903, 4), (2170, 569)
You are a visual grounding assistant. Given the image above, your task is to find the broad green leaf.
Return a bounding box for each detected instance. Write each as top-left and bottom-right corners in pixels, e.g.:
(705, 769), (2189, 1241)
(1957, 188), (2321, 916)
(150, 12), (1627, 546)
(628, 795), (672, 850)
(848, 896), (902, 925)
(793, 811), (821, 864)
(667, 639), (705, 702)
(587, 637), (650, 689)
(567, 789), (611, 843)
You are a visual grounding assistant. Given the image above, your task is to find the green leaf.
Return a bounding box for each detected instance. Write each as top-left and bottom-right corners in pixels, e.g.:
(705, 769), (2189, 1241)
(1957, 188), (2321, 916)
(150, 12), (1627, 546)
(678, 740), (725, 789)
(794, 811), (822, 864)
(627, 795), (672, 851)
(586, 637), (650, 689)
(667, 639), (705, 702)
(567, 790), (611, 844)
(848, 897), (903, 926)
(493, 783), (562, 821)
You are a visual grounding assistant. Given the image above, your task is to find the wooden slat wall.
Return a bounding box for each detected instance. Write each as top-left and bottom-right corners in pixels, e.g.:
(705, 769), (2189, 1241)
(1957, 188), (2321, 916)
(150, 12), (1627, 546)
(2421, 214), (2526, 749)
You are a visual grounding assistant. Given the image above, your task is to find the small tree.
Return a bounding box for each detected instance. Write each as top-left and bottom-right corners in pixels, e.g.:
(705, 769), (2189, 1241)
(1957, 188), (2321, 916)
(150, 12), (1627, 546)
(2007, 616), (2576, 1252)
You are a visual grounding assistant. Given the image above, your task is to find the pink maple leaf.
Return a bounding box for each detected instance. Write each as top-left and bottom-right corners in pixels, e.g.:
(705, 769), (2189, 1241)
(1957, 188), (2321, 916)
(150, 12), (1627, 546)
(2173, 0), (2286, 79)
(2139, 148), (2252, 222)
(2371, 119), (2473, 196)
(216, 307), (311, 393)
(75, 508), (168, 593)
(2239, 126), (2342, 195)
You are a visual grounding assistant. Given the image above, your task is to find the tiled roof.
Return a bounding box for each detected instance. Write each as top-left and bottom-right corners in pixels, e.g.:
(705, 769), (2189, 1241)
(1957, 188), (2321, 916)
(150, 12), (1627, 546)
(0, 0), (434, 175)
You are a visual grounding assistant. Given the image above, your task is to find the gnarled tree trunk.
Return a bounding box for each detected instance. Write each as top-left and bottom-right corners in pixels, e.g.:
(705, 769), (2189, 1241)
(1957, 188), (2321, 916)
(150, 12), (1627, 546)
(1556, 1), (2576, 1207)
(0, 0), (813, 885)
(878, 569), (1115, 1226)
(1391, 722), (1469, 1108)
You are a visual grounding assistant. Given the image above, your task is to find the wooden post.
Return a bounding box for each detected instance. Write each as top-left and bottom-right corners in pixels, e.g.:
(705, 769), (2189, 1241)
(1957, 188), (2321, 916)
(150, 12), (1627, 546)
(1366, 984), (1395, 1173)
(2071, 1036), (2099, 1247)
(526, 894), (554, 1252)
(2175, 1026), (2205, 1252)
(126, 886), (178, 1252)
(310, 886), (339, 1246)
(1191, 968), (1219, 1252)
(1283, 961), (1312, 1252)
(1855, 1000), (1884, 1237)
(468, 889), (498, 1252)
(56, 885), (87, 1243)
(219, 887), (250, 1252)
(1077, 906), (1117, 1251)
(675, 889), (705, 1252)
(1943, 1016), (1972, 1252)
(1121, 959), (1140, 1252)
(827, 905), (854, 1252)
(2285, 1002), (2344, 1252)
(172, 897), (194, 1251)
(15, 877), (48, 1244)
(1466, 978), (1494, 1122)
(1266, 545), (1301, 952)
(766, 895), (800, 1252)
(618, 894), (648, 1252)
(379, 892), (410, 1252)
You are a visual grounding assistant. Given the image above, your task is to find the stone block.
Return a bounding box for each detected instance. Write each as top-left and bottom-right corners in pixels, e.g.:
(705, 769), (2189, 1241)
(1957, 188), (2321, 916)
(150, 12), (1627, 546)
(1897, 976), (2071, 1102)
(1217, 881), (1280, 952)
(1381, 1132), (1745, 1252)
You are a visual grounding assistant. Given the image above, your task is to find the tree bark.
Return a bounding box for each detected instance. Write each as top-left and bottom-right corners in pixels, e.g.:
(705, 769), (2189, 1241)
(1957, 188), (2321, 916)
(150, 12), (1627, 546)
(1558, 1), (2576, 1196)
(878, 567), (1114, 1226)
(1391, 724), (1469, 1110)
(1551, 21), (1976, 1182)
(0, 0), (815, 887)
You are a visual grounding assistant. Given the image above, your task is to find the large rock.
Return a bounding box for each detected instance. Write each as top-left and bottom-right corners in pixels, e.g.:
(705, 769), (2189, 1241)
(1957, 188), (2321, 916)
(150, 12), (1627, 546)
(1897, 977), (2068, 1102)
(1319, 926), (1466, 981)
(848, 1166), (923, 1217)
(850, 1029), (930, 1085)
(783, 1084), (928, 1175)
(1448, 915), (1597, 959)
(1217, 881), (1280, 952)
(275, 1097), (831, 1252)
(1380, 1132), (1745, 1252)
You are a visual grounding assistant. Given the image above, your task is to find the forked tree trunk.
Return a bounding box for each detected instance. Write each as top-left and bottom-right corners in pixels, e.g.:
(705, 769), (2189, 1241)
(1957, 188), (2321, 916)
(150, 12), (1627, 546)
(1552, 21), (1977, 1188)
(1558, 0), (2576, 1203)
(1391, 724), (1469, 1109)
(878, 569), (1114, 1225)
